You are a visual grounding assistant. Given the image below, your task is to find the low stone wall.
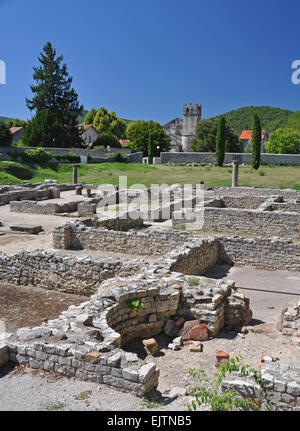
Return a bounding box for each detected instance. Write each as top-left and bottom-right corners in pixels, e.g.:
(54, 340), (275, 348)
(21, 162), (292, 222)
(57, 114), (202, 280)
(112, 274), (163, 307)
(277, 301), (300, 337)
(95, 212), (144, 231)
(217, 236), (300, 271)
(202, 207), (300, 238)
(0, 251), (140, 296)
(161, 152), (300, 166)
(0, 186), (57, 206)
(271, 202), (300, 213)
(221, 362), (300, 411)
(167, 239), (229, 276)
(205, 186), (300, 200)
(53, 222), (194, 255)
(0, 183), (77, 206)
(221, 196), (267, 209)
(10, 200), (79, 215)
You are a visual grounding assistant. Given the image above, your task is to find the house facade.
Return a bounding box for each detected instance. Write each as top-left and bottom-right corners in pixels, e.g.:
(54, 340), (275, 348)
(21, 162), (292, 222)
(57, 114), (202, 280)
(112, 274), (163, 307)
(77, 124), (99, 147)
(10, 127), (24, 144)
(239, 129), (268, 153)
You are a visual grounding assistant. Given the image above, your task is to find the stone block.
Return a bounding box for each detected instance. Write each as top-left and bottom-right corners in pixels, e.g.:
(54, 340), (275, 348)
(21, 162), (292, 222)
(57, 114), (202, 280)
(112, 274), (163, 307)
(179, 320), (199, 341)
(85, 352), (100, 364)
(143, 338), (158, 356)
(216, 351), (230, 366)
(10, 224), (43, 234)
(188, 323), (209, 342)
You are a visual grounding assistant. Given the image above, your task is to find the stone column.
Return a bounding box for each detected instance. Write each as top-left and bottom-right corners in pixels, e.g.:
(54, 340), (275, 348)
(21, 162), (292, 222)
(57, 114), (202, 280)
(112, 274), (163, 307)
(232, 160), (239, 188)
(72, 165), (78, 184)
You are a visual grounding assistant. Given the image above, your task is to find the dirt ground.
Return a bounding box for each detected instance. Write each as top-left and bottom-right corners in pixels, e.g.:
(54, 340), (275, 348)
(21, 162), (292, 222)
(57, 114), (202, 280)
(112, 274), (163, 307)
(0, 283), (88, 333)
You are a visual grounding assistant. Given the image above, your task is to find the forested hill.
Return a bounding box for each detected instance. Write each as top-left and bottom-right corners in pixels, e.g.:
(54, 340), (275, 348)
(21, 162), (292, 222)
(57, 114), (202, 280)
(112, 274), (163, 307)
(0, 116), (12, 123)
(212, 106), (293, 136)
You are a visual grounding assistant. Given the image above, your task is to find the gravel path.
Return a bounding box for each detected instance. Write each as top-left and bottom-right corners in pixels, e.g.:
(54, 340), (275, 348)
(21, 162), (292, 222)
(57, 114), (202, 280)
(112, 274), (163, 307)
(0, 363), (194, 411)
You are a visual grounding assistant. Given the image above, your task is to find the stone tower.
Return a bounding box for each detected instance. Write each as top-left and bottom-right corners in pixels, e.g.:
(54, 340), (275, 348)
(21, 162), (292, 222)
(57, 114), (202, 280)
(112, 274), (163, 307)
(182, 103), (202, 152)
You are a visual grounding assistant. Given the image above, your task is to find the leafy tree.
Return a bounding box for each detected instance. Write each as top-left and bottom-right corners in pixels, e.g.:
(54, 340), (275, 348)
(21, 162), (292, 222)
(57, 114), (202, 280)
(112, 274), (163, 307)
(25, 41), (83, 147)
(92, 132), (121, 148)
(93, 107), (126, 138)
(109, 118), (127, 139)
(251, 114), (261, 170)
(0, 121), (12, 146)
(265, 128), (300, 154)
(126, 120), (170, 155)
(22, 109), (67, 147)
(83, 108), (97, 125)
(190, 118), (241, 153)
(5, 118), (27, 128)
(283, 111), (300, 134)
(216, 116), (226, 166)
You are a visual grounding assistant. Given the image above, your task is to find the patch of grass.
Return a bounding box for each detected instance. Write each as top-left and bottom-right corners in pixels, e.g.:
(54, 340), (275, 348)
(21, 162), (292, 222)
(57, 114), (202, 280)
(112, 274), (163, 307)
(73, 390), (92, 401)
(186, 277), (200, 287)
(258, 170), (266, 176)
(142, 397), (168, 409)
(45, 401), (66, 411)
(0, 161), (300, 190)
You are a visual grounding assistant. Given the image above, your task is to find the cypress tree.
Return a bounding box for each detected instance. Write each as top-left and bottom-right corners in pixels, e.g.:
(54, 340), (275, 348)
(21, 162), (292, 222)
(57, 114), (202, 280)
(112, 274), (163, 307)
(148, 133), (154, 158)
(251, 114), (261, 170)
(216, 116), (226, 166)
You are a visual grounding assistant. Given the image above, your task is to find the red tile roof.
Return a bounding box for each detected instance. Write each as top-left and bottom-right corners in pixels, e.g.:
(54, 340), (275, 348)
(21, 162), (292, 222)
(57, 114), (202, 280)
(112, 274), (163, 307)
(119, 139), (130, 147)
(10, 126), (23, 134)
(239, 130), (267, 140)
(77, 124), (93, 132)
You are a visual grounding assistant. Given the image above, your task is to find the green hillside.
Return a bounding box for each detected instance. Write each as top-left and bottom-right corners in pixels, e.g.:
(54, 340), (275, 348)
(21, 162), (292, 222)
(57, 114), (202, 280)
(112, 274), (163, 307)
(0, 116), (12, 123)
(212, 106), (293, 136)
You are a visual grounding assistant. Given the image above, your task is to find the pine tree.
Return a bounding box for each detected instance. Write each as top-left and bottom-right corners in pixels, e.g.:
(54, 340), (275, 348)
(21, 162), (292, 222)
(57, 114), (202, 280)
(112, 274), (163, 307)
(26, 42), (83, 147)
(216, 116), (226, 166)
(251, 114), (261, 170)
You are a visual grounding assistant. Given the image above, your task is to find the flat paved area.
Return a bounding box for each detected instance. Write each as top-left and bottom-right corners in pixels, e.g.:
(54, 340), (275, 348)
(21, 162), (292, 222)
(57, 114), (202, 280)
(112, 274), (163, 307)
(227, 266), (300, 324)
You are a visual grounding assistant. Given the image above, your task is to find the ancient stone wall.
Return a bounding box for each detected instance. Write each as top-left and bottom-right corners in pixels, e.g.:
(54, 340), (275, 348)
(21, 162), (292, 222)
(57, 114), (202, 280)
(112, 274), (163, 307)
(205, 186), (299, 200)
(53, 222), (194, 255)
(277, 301), (300, 337)
(202, 207), (300, 238)
(217, 235), (300, 271)
(0, 274), (251, 396)
(0, 183), (77, 206)
(0, 251), (140, 296)
(221, 362), (300, 411)
(10, 200), (79, 215)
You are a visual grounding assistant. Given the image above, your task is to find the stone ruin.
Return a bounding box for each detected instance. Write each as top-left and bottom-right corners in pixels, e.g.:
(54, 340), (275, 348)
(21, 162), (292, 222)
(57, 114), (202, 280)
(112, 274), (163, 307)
(0, 267), (251, 397)
(1, 182), (300, 410)
(0, 234), (252, 397)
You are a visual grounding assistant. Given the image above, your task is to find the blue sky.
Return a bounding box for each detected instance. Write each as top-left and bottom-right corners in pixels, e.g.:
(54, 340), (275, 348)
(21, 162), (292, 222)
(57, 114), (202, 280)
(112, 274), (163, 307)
(0, 0), (300, 123)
